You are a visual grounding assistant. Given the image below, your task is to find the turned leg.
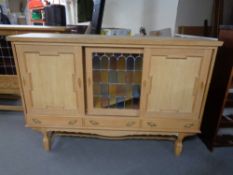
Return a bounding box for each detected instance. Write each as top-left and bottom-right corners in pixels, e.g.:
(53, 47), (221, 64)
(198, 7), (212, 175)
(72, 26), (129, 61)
(174, 133), (186, 156)
(42, 131), (53, 151)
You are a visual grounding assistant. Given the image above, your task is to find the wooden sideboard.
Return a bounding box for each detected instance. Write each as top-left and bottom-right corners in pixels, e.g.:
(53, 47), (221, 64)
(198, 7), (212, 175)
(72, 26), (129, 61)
(8, 33), (222, 155)
(0, 25), (67, 111)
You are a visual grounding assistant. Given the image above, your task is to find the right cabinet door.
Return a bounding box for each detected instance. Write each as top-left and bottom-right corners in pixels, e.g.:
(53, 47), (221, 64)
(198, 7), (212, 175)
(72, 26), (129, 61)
(141, 47), (213, 120)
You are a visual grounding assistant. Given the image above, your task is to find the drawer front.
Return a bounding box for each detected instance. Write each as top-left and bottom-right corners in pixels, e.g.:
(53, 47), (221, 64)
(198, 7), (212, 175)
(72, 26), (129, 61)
(28, 116), (82, 128)
(84, 118), (140, 129)
(142, 119), (199, 132)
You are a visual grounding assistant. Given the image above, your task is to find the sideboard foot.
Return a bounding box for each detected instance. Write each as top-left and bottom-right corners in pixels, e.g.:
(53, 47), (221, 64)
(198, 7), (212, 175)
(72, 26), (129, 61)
(174, 133), (186, 156)
(42, 131), (52, 151)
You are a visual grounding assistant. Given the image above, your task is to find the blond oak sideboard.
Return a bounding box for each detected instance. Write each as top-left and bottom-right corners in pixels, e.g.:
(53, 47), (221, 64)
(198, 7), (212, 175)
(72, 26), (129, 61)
(8, 33), (222, 155)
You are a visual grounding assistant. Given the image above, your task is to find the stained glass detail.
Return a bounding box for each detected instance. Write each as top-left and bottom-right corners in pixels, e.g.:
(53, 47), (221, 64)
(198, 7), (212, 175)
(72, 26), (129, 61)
(92, 52), (143, 109)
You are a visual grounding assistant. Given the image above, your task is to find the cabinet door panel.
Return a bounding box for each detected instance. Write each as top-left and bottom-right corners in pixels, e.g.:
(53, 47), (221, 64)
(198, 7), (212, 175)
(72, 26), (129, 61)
(16, 44), (84, 116)
(85, 47), (143, 116)
(141, 48), (212, 119)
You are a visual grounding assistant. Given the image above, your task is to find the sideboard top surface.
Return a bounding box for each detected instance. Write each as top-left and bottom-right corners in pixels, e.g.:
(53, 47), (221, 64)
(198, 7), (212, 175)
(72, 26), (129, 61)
(8, 33), (223, 47)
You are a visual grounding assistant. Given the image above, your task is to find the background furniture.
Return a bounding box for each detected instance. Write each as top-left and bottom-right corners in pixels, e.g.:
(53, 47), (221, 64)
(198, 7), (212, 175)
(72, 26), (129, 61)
(0, 25), (67, 111)
(30, 7), (45, 25)
(9, 33), (222, 155)
(200, 26), (233, 150)
(178, 25), (212, 37)
(177, 0), (228, 37)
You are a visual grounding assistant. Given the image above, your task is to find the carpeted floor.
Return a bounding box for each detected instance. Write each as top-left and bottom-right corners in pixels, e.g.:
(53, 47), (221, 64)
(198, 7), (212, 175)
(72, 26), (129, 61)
(0, 111), (232, 175)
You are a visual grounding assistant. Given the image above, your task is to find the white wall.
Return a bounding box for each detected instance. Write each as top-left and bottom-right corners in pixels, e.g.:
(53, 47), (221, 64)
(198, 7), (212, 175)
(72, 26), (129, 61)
(102, 0), (179, 35)
(141, 0), (179, 34)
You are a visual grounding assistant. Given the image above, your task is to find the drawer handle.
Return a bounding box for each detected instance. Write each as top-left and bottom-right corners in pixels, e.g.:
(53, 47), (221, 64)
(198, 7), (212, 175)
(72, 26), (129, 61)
(184, 123), (194, 128)
(32, 119), (42, 125)
(147, 122), (157, 127)
(89, 120), (99, 126)
(68, 120), (78, 126)
(126, 121), (136, 127)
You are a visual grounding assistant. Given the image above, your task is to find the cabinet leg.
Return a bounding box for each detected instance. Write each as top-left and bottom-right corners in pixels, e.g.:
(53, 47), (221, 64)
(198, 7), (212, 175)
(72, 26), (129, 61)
(42, 131), (52, 151)
(174, 133), (186, 156)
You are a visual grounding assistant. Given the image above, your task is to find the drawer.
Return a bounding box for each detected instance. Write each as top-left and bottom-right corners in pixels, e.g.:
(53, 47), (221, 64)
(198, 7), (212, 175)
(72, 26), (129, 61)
(142, 119), (199, 132)
(84, 117), (140, 129)
(27, 116), (82, 128)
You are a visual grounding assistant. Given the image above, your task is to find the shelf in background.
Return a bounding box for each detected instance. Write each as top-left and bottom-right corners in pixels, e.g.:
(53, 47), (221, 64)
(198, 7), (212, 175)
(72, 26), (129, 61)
(31, 19), (45, 23)
(214, 135), (233, 147)
(220, 114), (233, 127)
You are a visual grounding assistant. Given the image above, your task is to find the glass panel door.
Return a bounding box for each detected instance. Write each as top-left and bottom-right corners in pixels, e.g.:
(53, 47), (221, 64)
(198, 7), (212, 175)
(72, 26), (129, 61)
(86, 48), (143, 116)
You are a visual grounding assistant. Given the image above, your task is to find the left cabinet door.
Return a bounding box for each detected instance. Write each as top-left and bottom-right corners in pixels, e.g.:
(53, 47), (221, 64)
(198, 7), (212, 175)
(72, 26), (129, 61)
(15, 44), (85, 116)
